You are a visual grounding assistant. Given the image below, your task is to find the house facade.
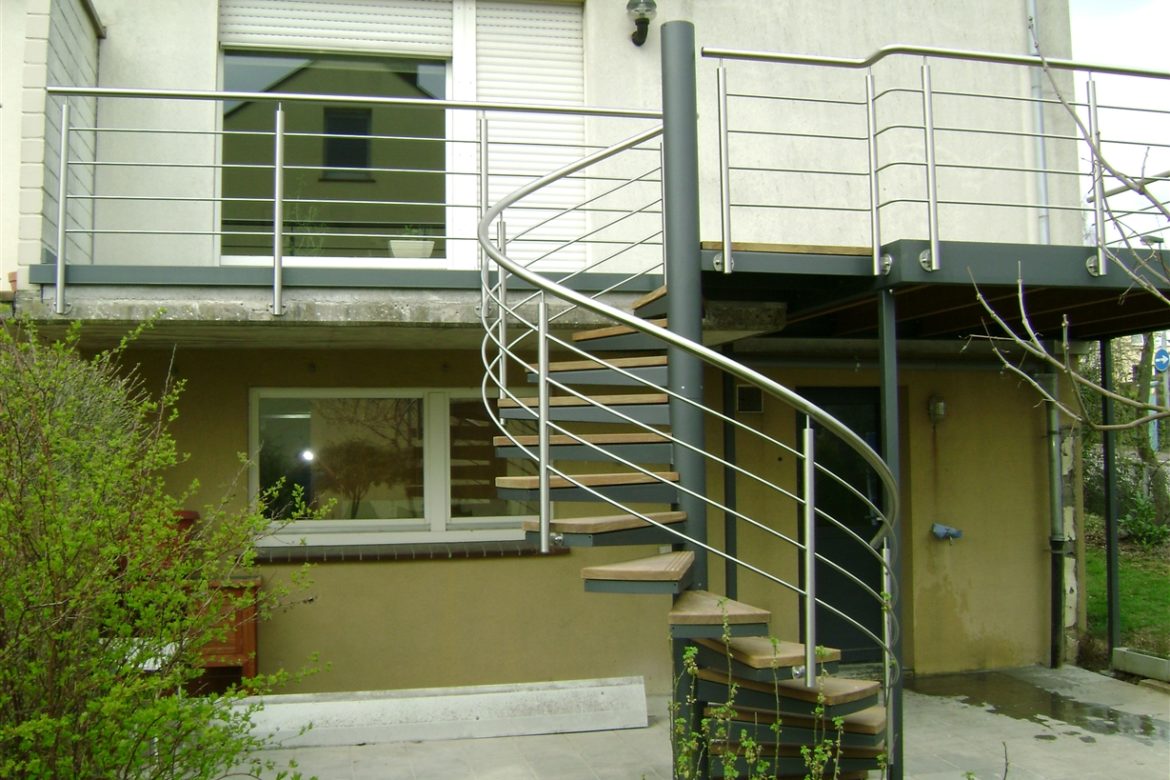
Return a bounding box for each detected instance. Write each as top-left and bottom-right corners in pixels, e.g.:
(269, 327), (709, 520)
(6, 0), (1169, 773)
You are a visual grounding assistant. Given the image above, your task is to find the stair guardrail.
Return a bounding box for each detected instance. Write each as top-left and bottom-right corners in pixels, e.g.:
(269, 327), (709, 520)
(477, 124), (902, 677)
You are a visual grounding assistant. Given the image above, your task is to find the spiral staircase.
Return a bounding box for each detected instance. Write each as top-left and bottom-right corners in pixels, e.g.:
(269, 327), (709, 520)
(478, 27), (900, 780)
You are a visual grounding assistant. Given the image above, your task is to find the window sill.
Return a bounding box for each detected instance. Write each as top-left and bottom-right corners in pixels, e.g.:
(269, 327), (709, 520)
(256, 539), (568, 564)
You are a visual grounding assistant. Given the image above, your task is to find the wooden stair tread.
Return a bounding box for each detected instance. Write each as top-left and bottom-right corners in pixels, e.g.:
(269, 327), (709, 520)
(631, 285), (667, 311)
(669, 590), (770, 626)
(534, 355), (668, 373)
(495, 432), (670, 448)
(695, 668), (880, 706)
(498, 393), (668, 408)
(581, 551), (694, 581)
(572, 319), (667, 342)
(695, 637), (842, 669)
(699, 240), (872, 257)
(496, 471), (679, 490)
(521, 510), (686, 534)
(720, 704), (886, 735)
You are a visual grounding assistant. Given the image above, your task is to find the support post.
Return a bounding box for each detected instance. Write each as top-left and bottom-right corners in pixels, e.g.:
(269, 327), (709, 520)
(920, 63), (940, 272)
(661, 21), (706, 589)
(497, 220), (508, 390)
(802, 422), (817, 689)
(272, 103), (285, 315)
(865, 71), (883, 276)
(878, 289), (903, 780)
(54, 101), (71, 315)
(1101, 340), (1121, 653)
(537, 294), (552, 554)
(1043, 372), (1067, 667)
(1087, 78), (1108, 276)
(716, 65), (733, 274)
(722, 345), (738, 599)
(479, 115), (490, 316)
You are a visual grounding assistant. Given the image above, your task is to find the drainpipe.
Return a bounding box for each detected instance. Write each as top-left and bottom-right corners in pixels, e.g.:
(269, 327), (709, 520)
(1026, 0), (1052, 245)
(1041, 372), (1068, 667)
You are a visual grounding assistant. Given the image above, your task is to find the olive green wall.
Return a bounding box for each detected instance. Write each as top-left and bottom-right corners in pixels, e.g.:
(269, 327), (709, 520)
(128, 346), (1064, 694)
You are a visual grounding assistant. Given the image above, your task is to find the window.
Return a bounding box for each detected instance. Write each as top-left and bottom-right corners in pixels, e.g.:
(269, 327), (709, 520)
(322, 108), (373, 180)
(220, 52), (447, 258)
(250, 389), (534, 546)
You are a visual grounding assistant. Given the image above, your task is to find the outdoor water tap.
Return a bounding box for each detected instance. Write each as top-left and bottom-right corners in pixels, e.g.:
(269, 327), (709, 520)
(931, 523), (963, 542)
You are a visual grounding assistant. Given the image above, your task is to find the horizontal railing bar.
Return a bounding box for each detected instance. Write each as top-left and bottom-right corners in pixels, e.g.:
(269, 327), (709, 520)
(702, 42), (1170, 81)
(732, 203), (870, 213)
(728, 128), (869, 142)
(937, 162), (1086, 177)
(46, 85), (663, 120)
(726, 91), (867, 107)
(730, 165), (869, 177)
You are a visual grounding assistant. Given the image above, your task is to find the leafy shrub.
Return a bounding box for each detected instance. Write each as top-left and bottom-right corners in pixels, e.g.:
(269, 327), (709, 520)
(0, 322), (310, 779)
(1121, 494), (1170, 549)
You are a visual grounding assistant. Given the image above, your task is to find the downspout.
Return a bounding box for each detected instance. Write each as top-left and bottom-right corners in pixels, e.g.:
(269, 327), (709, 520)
(1026, 0), (1052, 245)
(1041, 372), (1068, 667)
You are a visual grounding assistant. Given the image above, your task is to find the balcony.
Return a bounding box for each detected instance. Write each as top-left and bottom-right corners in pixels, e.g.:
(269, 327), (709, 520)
(17, 44), (1170, 344)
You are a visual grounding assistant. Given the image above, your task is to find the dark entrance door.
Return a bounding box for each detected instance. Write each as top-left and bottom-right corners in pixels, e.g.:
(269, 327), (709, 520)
(798, 388), (884, 664)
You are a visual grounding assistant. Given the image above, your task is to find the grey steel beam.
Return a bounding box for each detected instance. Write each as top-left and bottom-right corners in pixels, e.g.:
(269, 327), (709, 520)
(662, 20), (708, 590)
(1101, 340), (1121, 654)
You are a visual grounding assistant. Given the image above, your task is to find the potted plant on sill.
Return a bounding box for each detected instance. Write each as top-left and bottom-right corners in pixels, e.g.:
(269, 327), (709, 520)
(389, 225), (435, 258)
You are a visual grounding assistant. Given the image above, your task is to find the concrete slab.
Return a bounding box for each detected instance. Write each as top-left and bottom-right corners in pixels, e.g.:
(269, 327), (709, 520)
(249, 667), (1170, 779)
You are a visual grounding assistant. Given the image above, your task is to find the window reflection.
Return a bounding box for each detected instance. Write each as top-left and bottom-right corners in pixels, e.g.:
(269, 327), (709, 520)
(222, 52), (446, 258)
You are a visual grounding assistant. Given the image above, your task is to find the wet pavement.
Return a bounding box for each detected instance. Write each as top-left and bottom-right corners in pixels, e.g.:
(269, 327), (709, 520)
(256, 665), (1169, 779)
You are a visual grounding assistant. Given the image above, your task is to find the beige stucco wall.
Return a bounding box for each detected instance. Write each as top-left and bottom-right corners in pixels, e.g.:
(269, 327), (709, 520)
(128, 345), (676, 694)
(126, 343), (1063, 694)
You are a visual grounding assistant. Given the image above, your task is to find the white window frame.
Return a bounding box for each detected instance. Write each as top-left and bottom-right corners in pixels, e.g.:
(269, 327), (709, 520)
(250, 387), (529, 547)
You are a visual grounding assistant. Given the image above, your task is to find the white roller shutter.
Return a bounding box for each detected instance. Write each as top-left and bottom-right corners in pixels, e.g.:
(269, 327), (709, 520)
(219, 0), (454, 56)
(477, 1), (585, 268)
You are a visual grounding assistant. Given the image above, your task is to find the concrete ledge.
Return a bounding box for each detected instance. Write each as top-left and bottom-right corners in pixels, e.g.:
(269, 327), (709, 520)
(243, 676), (648, 748)
(1113, 647), (1170, 682)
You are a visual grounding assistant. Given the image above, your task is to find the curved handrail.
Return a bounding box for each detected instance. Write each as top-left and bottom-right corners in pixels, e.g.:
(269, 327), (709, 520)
(478, 124), (901, 670)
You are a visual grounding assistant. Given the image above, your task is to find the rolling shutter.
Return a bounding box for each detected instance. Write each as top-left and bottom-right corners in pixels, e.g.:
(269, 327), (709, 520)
(219, 0), (454, 56)
(477, 1), (585, 267)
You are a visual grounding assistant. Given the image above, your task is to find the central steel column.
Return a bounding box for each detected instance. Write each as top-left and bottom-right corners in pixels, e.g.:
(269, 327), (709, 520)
(661, 20), (707, 589)
(878, 289), (904, 780)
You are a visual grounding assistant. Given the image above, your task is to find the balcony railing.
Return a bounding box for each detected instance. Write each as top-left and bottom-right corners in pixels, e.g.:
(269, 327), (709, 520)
(42, 86), (663, 314)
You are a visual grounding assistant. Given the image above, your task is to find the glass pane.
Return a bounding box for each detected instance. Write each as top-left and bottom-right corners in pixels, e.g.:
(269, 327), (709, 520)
(222, 52), (447, 258)
(448, 399), (535, 524)
(258, 396), (423, 522)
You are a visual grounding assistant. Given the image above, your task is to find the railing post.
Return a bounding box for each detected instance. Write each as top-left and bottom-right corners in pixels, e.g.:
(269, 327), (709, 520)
(479, 114), (490, 315)
(802, 422), (817, 688)
(920, 62), (941, 272)
(272, 102), (285, 315)
(865, 71), (884, 276)
(54, 101), (71, 315)
(662, 21), (707, 589)
(496, 219), (508, 390)
(537, 294), (552, 554)
(1087, 78), (1108, 276)
(716, 64), (734, 274)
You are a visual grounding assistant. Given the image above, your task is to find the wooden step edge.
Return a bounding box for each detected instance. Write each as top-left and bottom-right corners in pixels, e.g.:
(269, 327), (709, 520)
(699, 240), (873, 257)
(498, 393), (669, 409)
(496, 471), (679, 490)
(694, 636), (843, 669)
(494, 432), (670, 448)
(716, 704), (886, 736)
(571, 319), (667, 342)
(631, 285), (667, 311)
(695, 668), (880, 705)
(529, 355), (668, 373)
(521, 510), (686, 534)
(669, 590), (771, 626)
(581, 551), (694, 582)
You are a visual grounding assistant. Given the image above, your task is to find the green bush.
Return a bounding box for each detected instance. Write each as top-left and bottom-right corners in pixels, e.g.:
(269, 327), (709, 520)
(1121, 494), (1170, 548)
(0, 322), (310, 779)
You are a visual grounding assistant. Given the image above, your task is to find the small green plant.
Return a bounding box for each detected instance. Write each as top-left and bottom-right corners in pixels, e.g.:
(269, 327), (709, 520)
(1120, 494), (1170, 548)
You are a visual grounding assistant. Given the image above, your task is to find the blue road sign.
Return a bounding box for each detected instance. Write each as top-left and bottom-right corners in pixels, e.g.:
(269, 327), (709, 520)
(1155, 348), (1170, 374)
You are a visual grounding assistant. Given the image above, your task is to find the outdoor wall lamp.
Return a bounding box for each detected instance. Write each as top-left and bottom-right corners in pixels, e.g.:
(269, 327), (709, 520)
(627, 0), (657, 46)
(927, 394), (946, 425)
(931, 522), (963, 541)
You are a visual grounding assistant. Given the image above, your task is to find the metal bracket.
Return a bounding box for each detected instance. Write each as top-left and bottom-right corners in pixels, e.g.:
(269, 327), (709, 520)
(918, 249), (937, 271)
(880, 253), (894, 275)
(1085, 254), (1102, 276)
(712, 252), (733, 273)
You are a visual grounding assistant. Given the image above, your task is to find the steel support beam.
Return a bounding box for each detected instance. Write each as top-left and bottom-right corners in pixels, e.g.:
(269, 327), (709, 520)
(878, 289), (903, 780)
(662, 21), (707, 589)
(1101, 340), (1121, 653)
